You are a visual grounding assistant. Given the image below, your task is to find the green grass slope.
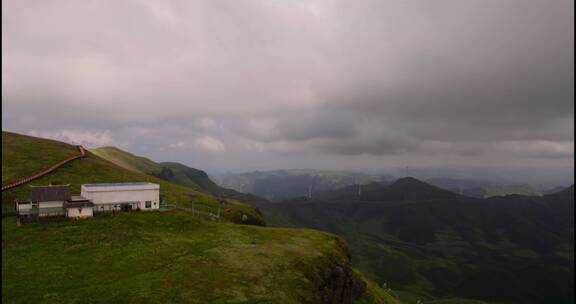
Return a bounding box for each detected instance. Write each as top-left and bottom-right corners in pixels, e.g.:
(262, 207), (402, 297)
(2, 131), (80, 184)
(2, 131), (398, 303)
(1, 132), (262, 225)
(89, 147), (217, 192)
(91, 146), (162, 175)
(2, 211), (397, 304)
(89, 146), (269, 203)
(158, 162), (227, 193)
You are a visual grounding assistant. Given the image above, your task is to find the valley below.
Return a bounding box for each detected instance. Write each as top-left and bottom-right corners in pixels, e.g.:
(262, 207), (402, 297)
(247, 179), (575, 304)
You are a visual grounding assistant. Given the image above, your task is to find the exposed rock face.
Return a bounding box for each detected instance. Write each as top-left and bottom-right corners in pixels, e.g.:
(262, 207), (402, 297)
(302, 238), (367, 304)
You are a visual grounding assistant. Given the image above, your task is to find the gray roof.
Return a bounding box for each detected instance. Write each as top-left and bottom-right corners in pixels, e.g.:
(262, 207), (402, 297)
(30, 185), (71, 202)
(82, 182), (156, 187)
(69, 195), (89, 202)
(64, 201), (94, 208)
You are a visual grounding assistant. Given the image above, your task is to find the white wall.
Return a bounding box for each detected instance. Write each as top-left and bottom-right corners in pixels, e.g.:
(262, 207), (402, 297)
(67, 207), (94, 218)
(16, 202), (32, 212)
(81, 186), (160, 211)
(38, 201), (64, 208)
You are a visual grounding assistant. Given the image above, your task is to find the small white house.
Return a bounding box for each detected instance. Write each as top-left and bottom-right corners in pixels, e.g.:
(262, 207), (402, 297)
(64, 196), (94, 218)
(27, 185), (70, 217)
(81, 182), (160, 212)
(16, 185), (95, 220)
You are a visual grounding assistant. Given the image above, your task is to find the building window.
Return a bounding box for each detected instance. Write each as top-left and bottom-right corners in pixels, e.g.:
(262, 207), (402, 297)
(78, 208), (82, 214)
(145, 201), (152, 208)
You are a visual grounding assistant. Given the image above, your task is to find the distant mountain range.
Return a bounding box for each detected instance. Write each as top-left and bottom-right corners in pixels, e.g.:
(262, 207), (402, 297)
(214, 169), (381, 201)
(425, 177), (550, 198)
(216, 170), (567, 201)
(248, 177), (575, 304)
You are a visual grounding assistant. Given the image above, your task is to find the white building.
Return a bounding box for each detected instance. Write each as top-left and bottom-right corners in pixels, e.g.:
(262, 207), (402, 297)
(16, 185), (94, 220)
(16, 183), (160, 223)
(16, 185), (70, 218)
(81, 182), (160, 213)
(64, 196), (94, 218)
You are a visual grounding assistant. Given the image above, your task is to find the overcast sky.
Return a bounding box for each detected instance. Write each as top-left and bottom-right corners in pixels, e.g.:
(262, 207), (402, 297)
(2, 0), (574, 183)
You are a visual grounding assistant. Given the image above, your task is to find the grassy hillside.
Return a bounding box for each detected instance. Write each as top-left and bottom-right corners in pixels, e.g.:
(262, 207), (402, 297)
(1, 132), (262, 225)
(252, 179), (575, 303)
(2, 131), (80, 184)
(89, 146), (269, 203)
(2, 210), (397, 304)
(2, 131), (398, 303)
(91, 146), (162, 175)
(89, 147), (219, 192)
(157, 162), (226, 193)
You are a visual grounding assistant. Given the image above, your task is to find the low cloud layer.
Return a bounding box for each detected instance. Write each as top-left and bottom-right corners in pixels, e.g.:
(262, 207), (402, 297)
(2, 0), (573, 183)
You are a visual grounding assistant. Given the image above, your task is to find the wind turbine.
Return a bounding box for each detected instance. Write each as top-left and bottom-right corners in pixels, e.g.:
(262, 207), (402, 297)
(354, 177), (362, 197)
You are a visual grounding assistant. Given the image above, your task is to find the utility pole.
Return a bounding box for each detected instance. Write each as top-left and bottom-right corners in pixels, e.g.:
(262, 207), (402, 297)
(216, 197), (223, 223)
(308, 185), (312, 199)
(216, 204), (221, 222)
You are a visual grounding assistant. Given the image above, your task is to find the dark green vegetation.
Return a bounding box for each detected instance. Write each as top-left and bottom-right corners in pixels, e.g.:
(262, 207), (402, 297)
(217, 170), (380, 201)
(425, 177), (545, 198)
(2, 211), (396, 303)
(2, 131), (397, 303)
(251, 178), (575, 304)
(157, 162), (226, 193)
(316, 177), (464, 202)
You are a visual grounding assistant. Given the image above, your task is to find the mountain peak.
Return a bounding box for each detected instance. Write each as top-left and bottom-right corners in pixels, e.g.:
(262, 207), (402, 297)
(391, 176), (426, 186)
(316, 176), (466, 202)
(386, 177), (465, 201)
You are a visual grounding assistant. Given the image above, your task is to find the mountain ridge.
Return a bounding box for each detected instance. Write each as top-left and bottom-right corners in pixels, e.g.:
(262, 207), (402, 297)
(90, 146), (269, 204)
(248, 176), (574, 303)
(315, 177), (467, 202)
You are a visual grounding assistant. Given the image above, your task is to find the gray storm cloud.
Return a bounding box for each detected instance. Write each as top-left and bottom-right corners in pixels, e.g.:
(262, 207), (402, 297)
(2, 0), (574, 181)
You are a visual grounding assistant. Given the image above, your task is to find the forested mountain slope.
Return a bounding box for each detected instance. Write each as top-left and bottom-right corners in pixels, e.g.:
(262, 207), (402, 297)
(250, 178), (575, 304)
